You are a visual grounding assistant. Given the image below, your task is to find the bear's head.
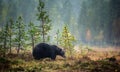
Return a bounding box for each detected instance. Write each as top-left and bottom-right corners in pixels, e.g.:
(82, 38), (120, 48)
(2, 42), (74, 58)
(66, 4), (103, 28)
(51, 45), (66, 58)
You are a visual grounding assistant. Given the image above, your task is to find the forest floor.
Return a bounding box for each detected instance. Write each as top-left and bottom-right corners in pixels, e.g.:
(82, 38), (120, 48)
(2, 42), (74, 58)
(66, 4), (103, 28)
(0, 46), (120, 72)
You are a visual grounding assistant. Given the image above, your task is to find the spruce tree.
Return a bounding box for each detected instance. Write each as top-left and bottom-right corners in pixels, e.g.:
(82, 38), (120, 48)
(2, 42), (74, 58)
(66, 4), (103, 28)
(28, 22), (41, 50)
(1, 22), (9, 57)
(36, 0), (51, 42)
(14, 16), (26, 54)
(60, 25), (76, 57)
(8, 18), (14, 53)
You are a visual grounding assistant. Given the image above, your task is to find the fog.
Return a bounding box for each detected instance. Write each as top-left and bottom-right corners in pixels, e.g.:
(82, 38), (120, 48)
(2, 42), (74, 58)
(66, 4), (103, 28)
(0, 0), (120, 46)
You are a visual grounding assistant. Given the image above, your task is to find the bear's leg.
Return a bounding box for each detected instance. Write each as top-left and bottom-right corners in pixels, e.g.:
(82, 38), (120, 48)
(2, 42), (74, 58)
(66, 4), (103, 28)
(51, 54), (56, 60)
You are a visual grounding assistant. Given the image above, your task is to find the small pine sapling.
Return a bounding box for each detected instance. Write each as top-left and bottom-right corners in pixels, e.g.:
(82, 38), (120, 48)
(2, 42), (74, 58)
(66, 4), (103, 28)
(60, 25), (76, 58)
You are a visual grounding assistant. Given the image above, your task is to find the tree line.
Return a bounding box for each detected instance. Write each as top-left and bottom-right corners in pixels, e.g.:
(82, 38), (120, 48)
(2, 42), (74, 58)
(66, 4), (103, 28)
(0, 0), (76, 58)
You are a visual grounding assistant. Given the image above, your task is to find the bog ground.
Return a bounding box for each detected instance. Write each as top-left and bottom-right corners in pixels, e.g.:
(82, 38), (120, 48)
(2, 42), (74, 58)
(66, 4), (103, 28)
(0, 46), (120, 72)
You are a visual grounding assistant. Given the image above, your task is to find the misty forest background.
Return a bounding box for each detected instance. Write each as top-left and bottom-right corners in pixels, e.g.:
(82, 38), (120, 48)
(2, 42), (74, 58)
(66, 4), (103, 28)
(0, 0), (120, 55)
(0, 0), (120, 71)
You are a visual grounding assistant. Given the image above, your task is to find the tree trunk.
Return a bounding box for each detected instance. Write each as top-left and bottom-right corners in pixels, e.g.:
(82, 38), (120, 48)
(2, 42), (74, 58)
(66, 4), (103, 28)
(9, 35), (12, 53)
(17, 43), (20, 54)
(3, 24), (8, 57)
(56, 31), (59, 45)
(31, 34), (34, 51)
(3, 37), (7, 57)
(66, 32), (72, 58)
(42, 20), (45, 42)
(17, 23), (21, 55)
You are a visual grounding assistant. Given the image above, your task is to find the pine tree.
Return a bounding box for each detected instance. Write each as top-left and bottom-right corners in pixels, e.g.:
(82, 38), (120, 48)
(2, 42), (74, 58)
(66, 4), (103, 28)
(36, 0), (51, 42)
(0, 26), (4, 57)
(8, 18), (14, 53)
(1, 22), (9, 57)
(28, 22), (41, 50)
(0, 18), (14, 56)
(60, 25), (76, 57)
(14, 16), (26, 54)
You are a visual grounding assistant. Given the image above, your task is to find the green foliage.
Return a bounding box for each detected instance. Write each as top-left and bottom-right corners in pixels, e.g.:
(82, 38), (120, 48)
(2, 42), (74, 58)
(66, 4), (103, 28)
(59, 25), (76, 57)
(7, 18), (14, 53)
(0, 57), (11, 71)
(54, 29), (60, 45)
(0, 28), (4, 47)
(36, 0), (51, 42)
(0, 18), (14, 56)
(37, 0), (50, 23)
(28, 22), (41, 48)
(0, 57), (10, 64)
(0, 22), (11, 57)
(13, 16), (27, 54)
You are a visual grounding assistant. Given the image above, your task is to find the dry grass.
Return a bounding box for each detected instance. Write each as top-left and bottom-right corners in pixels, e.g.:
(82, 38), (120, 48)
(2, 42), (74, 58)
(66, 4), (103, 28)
(74, 46), (120, 61)
(0, 46), (120, 72)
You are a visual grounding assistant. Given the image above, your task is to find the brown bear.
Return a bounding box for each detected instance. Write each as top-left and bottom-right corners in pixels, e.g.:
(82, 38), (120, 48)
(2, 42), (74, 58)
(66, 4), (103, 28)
(32, 43), (65, 60)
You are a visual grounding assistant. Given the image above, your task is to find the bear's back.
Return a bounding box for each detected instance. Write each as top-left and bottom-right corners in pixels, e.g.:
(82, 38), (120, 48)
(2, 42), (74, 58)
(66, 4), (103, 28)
(33, 43), (53, 59)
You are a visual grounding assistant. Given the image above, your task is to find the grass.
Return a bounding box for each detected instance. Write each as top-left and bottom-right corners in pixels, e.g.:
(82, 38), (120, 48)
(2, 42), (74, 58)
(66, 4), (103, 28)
(0, 46), (120, 72)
